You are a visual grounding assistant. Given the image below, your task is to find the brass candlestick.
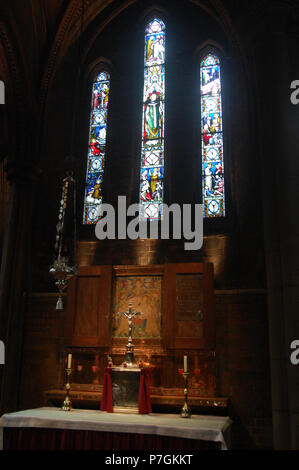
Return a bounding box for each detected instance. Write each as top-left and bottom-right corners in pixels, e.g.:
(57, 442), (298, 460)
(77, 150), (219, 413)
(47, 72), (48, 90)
(62, 368), (72, 411)
(180, 372), (191, 418)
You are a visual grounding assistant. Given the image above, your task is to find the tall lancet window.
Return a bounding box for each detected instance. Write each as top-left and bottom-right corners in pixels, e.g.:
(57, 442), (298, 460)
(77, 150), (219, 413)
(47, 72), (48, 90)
(83, 71), (110, 224)
(200, 54), (225, 217)
(139, 18), (165, 220)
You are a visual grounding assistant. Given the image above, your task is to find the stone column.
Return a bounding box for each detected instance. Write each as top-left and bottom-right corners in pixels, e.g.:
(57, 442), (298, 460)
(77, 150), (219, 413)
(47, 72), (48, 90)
(253, 2), (299, 449)
(0, 161), (39, 414)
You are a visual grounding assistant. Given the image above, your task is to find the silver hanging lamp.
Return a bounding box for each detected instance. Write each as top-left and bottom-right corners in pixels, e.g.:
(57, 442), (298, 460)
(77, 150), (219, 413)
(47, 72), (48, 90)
(50, 174), (77, 310)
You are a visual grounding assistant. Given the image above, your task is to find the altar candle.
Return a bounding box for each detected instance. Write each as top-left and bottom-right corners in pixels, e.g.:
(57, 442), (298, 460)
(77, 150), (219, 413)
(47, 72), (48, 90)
(67, 353), (72, 369)
(184, 355), (188, 373)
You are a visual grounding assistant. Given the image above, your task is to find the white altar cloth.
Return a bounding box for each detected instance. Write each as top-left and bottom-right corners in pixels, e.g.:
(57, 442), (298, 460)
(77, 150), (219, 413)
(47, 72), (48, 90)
(0, 407), (232, 450)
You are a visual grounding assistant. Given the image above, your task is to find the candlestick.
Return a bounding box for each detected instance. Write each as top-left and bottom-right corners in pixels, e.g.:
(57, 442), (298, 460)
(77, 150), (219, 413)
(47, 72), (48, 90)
(180, 372), (191, 418)
(67, 353), (72, 369)
(184, 355), (187, 373)
(62, 366), (72, 411)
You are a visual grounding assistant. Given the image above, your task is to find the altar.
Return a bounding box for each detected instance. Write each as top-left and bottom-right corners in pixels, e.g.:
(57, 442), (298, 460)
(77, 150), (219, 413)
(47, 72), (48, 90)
(0, 407), (232, 450)
(26, 262), (230, 445)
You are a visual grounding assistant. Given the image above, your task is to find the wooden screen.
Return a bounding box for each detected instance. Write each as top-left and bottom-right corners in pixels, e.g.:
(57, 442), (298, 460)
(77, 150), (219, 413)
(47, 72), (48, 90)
(65, 263), (214, 350)
(62, 262), (219, 403)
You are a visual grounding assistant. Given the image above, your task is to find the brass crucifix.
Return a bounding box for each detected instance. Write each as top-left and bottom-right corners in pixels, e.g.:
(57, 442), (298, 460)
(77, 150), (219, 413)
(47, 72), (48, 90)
(118, 302), (142, 367)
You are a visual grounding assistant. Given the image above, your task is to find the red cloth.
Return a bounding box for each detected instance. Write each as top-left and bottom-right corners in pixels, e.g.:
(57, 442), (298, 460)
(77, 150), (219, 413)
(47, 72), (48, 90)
(3, 428), (221, 450)
(100, 367), (113, 412)
(138, 367), (152, 414)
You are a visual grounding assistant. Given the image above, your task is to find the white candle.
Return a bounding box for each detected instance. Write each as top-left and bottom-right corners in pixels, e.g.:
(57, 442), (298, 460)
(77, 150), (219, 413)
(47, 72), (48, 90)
(67, 353), (72, 369)
(184, 355), (187, 372)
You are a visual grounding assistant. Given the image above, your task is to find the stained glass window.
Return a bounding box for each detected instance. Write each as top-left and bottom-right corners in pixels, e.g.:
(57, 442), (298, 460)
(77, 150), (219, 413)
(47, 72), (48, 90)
(83, 71), (110, 224)
(139, 19), (165, 220)
(200, 54), (225, 217)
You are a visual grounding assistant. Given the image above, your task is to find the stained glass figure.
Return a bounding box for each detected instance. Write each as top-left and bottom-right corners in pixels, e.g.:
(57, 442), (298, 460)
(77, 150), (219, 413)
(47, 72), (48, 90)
(139, 19), (165, 220)
(83, 71), (110, 224)
(200, 54), (225, 217)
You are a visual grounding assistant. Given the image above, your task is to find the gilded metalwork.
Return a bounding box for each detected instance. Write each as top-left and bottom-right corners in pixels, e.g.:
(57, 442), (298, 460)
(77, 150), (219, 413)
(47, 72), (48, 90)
(180, 372), (192, 418)
(62, 368), (72, 411)
(117, 302), (142, 367)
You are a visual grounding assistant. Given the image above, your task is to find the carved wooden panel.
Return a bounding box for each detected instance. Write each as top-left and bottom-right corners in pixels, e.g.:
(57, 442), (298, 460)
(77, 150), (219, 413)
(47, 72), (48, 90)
(65, 265), (112, 347)
(163, 263), (214, 349)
